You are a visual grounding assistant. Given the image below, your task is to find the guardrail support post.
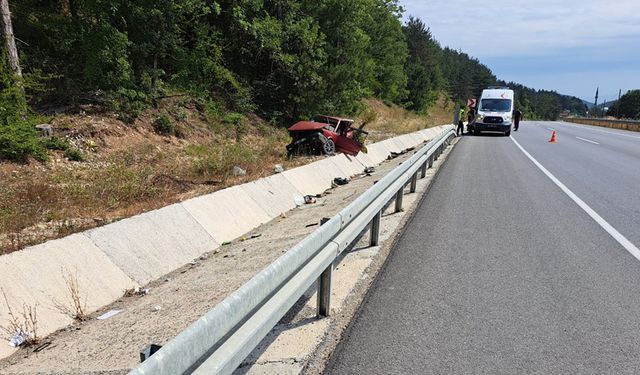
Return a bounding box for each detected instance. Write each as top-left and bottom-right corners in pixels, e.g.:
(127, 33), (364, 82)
(317, 263), (333, 317)
(395, 189), (404, 212)
(370, 211), (381, 246)
(428, 155), (433, 168)
(421, 162), (427, 178)
(410, 172), (418, 193)
(434, 146), (440, 160)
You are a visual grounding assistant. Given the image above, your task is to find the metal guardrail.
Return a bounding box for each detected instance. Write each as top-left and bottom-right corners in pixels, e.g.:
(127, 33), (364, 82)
(566, 117), (640, 132)
(129, 127), (456, 375)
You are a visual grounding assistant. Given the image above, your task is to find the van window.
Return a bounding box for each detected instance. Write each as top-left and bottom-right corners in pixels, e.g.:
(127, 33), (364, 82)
(479, 99), (511, 112)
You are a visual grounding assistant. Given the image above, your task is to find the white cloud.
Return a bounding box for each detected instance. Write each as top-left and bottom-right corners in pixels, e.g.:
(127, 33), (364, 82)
(401, 0), (640, 57)
(400, 0), (640, 98)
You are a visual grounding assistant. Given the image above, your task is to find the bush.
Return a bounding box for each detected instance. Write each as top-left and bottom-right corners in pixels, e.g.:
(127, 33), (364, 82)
(107, 89), (148, 123)
(0, 122), (47, 162)
(42, 137), (70, 151)
(153, 115), (176, 136)
(63, 147), (85, 162)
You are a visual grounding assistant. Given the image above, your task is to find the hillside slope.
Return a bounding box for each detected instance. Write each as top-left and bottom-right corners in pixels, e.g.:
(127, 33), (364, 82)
(0, 98), (451, 253)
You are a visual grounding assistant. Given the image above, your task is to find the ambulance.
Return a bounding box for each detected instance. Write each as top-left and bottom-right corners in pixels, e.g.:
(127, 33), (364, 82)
(470, 87), (514, 136)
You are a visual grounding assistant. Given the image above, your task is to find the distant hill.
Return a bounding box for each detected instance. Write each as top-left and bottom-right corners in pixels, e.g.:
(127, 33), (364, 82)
(581, 99), (594, 108)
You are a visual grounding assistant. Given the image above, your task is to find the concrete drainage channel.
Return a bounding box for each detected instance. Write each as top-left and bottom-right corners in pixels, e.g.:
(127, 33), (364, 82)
(0, 125), (454, 374)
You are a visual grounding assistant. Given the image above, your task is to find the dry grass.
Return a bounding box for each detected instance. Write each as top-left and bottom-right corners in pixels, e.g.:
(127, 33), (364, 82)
(359, 96), (454, 141)
(53, 269), (88, 322)
(1, 288), (40, 347)
(0, 100), (292, 254)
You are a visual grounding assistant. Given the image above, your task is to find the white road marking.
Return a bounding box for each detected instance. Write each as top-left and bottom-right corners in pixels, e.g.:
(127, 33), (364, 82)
(575, 136), (599, 145)
(558, 121), (640, 140)
(510, 136), (640, 262)
(546, 127), (555, 131)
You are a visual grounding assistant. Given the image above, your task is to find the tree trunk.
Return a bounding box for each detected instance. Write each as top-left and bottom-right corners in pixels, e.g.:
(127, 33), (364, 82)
(0, 0), (21, 77)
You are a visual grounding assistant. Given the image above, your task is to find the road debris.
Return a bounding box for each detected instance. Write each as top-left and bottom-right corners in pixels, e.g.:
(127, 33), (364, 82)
(274, 164), (284, 173)
(304, 195), (317, 204)
(240, 233), (262, 241)
(333, 177), (349, 186)
(294, 195), (306, 207)
(33, 341), (52, 353)
(96, 309), (122, 320)
(8, 330), (29, 348)
(232, 166), (247, 176)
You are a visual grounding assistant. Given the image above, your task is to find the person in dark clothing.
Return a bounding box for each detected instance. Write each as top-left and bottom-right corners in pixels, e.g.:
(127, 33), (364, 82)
(456, 105), (465, 136)
(466, 107), (475, 134)
(514, 109), (522, 131)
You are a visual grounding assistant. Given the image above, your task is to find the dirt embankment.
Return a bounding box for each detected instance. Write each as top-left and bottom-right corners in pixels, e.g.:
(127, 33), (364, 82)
(0, 97), (453, 254)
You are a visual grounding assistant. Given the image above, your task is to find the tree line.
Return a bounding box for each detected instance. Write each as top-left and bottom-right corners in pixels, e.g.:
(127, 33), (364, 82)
(606, 90), (640, 120)
(1, 0), (589, 161)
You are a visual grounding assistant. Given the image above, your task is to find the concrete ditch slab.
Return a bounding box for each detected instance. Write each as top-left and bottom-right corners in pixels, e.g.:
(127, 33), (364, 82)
(392, 134), (415, 149)
(352, 152), (375, 169)
(182, 186), (272, 244)
(379, 138), (403, 153)
(241, 174), (304, 219)
(86, 204), (218, 285)
(282, 163), (333, 196)
(361, 144), (389, 165)
(329, 154), (365, 178)
(0, 233), (136, 358)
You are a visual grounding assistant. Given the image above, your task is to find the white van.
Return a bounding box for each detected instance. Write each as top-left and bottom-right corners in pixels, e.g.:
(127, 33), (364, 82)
(470, 87), (514, 136)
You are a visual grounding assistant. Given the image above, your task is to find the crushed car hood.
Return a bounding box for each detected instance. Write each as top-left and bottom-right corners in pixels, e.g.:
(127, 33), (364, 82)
(288, 121), (326, 131)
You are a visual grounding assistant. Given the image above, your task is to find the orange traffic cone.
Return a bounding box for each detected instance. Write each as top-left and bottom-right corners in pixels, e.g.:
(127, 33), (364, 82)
(549, 130), (557, 143)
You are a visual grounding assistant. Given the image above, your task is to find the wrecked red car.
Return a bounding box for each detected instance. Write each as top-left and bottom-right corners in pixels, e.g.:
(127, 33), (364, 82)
(286, 115), (367, 157)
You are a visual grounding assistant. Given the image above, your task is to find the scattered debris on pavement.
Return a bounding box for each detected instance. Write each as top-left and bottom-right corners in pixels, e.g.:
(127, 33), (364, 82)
(96, 310), (122, 320)
(332, 177), (349, 187)
(8, 331), (29, 348)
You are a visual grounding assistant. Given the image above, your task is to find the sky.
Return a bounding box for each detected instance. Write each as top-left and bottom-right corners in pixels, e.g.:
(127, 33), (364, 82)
(400, 0), (640, 102)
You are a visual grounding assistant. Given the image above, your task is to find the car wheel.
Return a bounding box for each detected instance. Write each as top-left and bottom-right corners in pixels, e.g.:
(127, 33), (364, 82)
(323, 138), (336, 155)
(474, 129), (480, 136)
(505, 130), (511, 137)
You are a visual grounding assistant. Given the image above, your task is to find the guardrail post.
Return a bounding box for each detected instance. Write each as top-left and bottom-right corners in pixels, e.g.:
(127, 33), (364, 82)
(370, 211), (381, 246)
(395, 189), (404, 212)
(317, 263), (333, 317)
(434, 146), (440, 160)
(428, 155), (433, 168)
(421, 162), (427, 178)
(410, 172), (418, 193)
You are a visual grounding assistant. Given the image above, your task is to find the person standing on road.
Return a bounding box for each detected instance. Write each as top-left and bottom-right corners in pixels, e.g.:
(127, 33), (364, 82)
(466, 107), (475, 134)
(456, 105), (465, 136)
(514, 109), (522, 131)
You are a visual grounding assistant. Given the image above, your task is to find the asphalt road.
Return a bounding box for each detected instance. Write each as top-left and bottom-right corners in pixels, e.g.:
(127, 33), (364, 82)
(326, 122), (640, 374)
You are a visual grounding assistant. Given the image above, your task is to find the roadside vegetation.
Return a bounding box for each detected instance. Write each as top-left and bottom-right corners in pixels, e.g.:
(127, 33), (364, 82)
(607, 90), (640, 119)
(0, 0), (595, 252)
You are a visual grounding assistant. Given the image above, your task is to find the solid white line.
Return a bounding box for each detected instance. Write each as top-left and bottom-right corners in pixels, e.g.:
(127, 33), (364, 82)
(575, 136), (599, 145)
(510, 136), (640, 261)
(546, 127), (555, 131)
